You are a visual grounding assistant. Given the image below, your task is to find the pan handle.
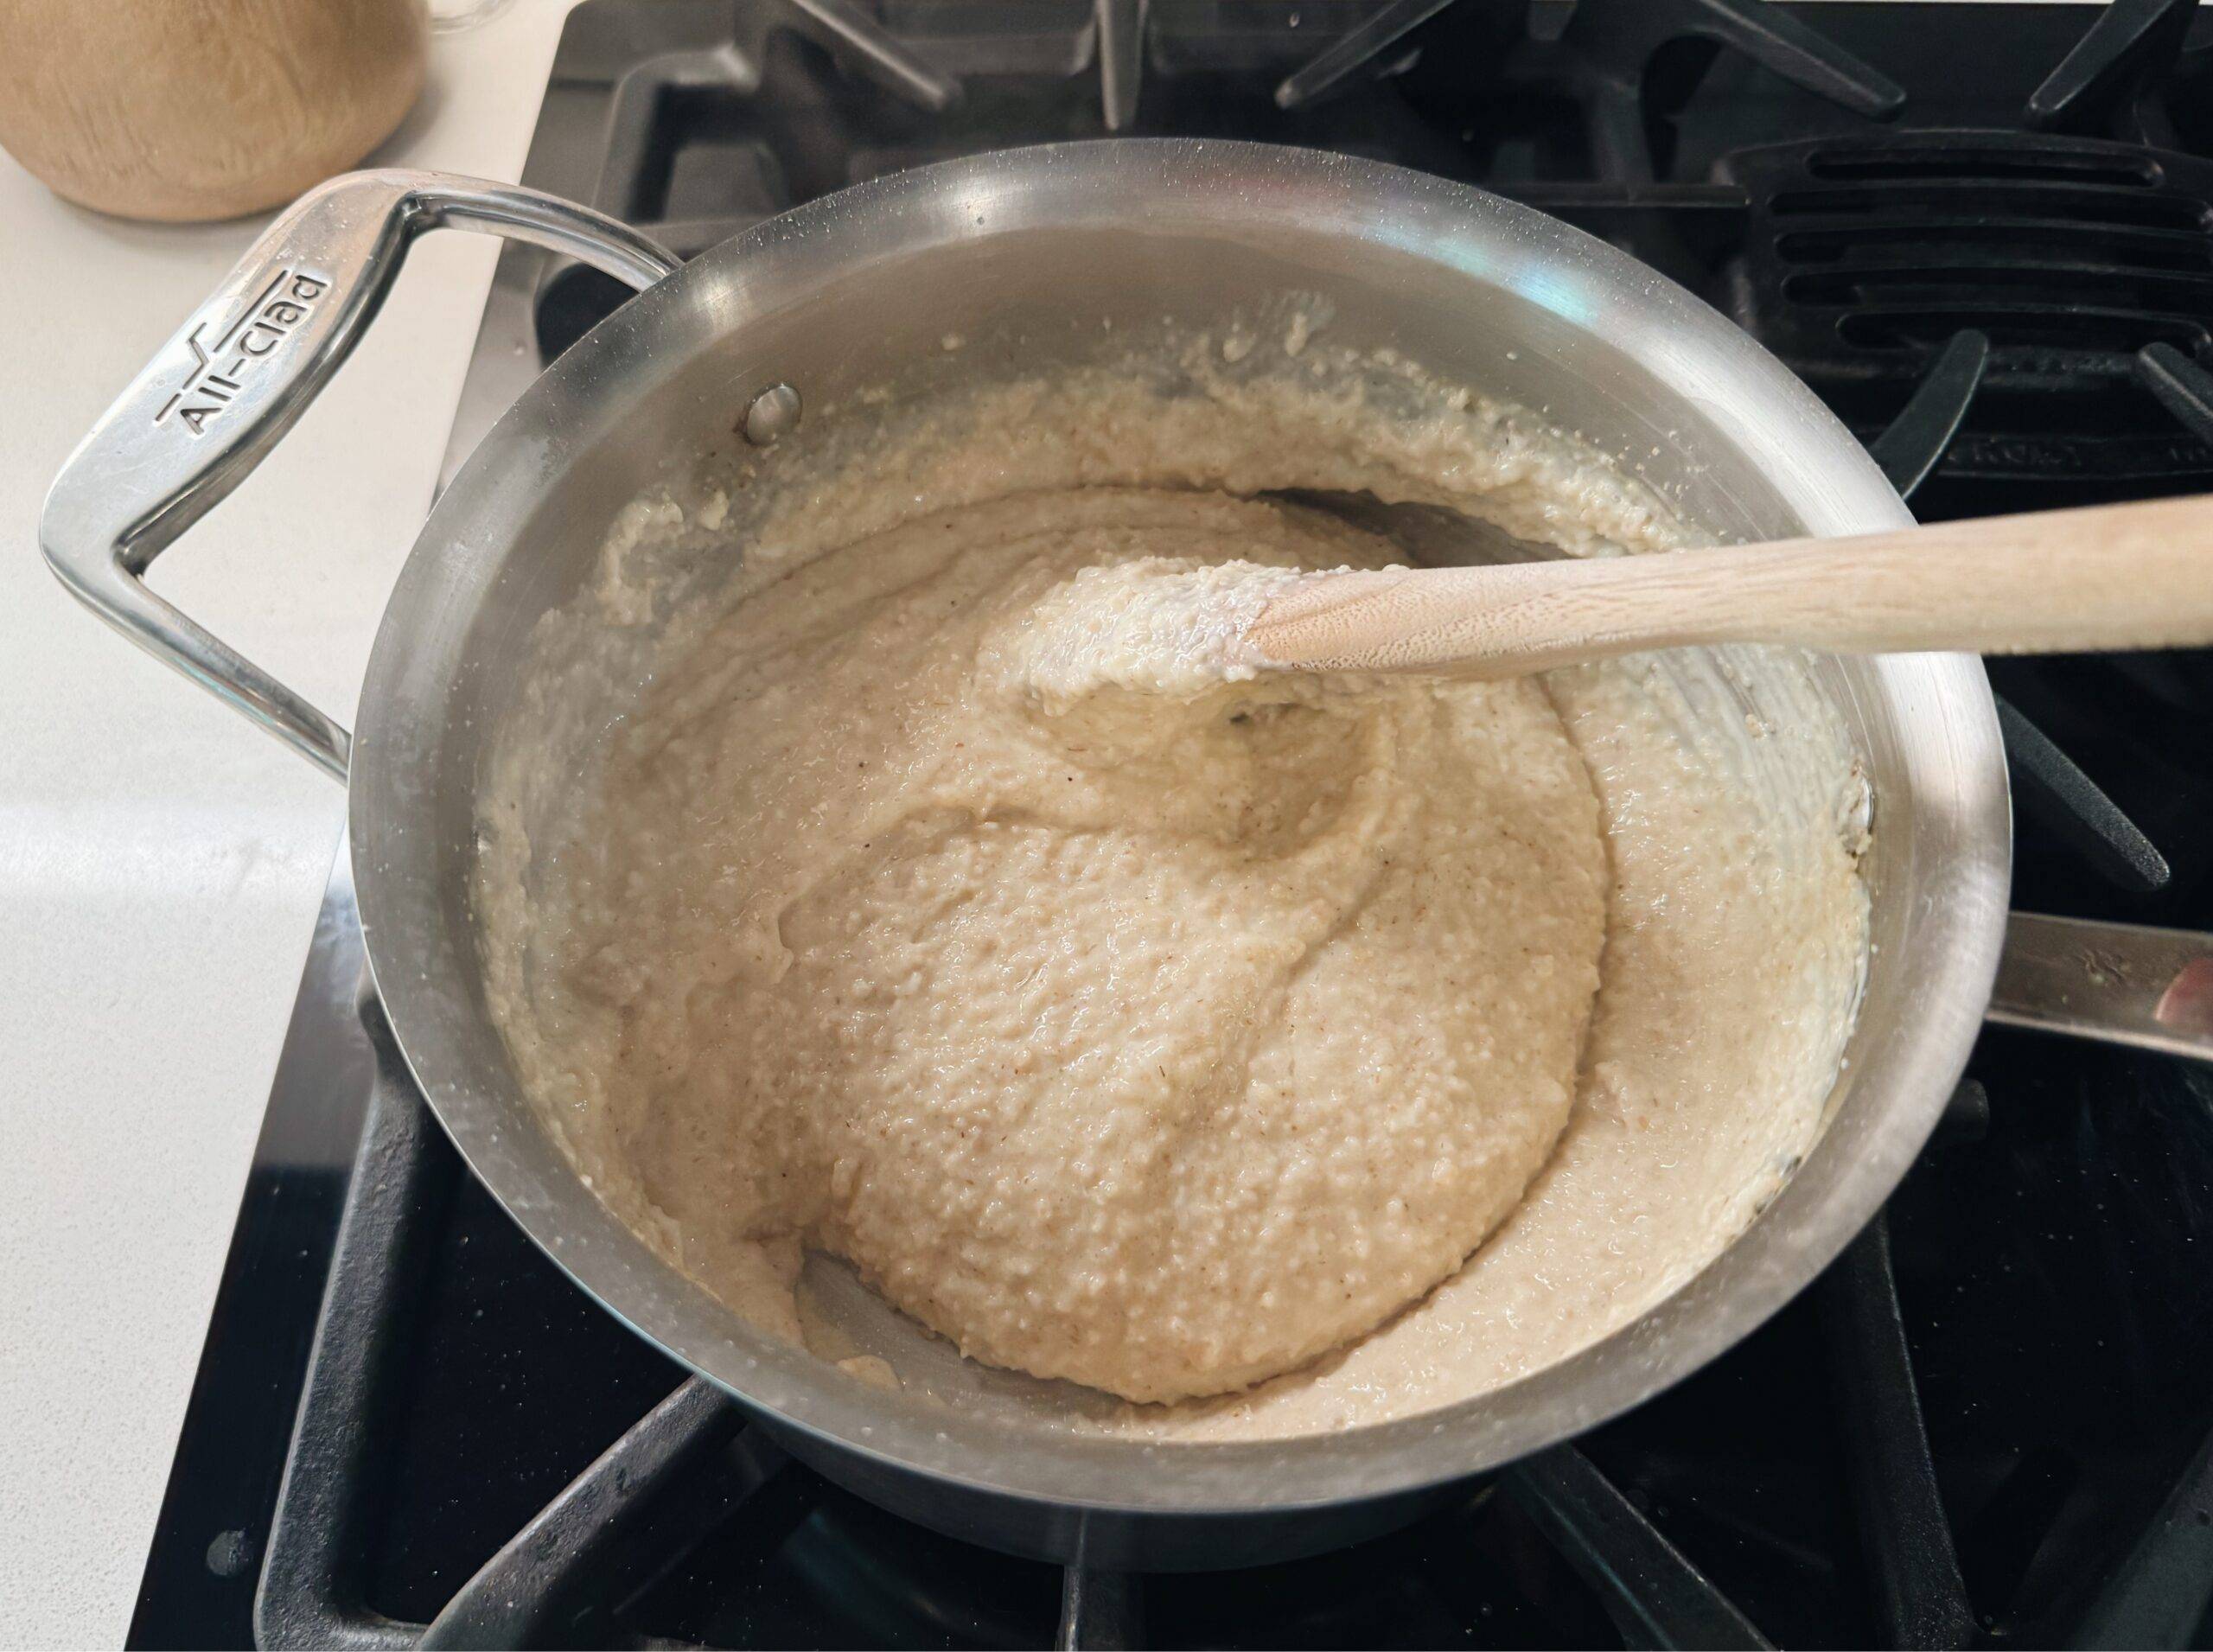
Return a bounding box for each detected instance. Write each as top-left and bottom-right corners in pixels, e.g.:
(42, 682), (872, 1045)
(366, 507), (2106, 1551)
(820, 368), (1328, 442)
(38, 169), (680, 781)
(1988, 912), (2213, 1063)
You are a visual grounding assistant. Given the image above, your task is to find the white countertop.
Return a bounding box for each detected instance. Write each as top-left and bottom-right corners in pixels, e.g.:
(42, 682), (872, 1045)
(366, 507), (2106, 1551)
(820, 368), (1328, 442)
(0, 5), (576, 1640)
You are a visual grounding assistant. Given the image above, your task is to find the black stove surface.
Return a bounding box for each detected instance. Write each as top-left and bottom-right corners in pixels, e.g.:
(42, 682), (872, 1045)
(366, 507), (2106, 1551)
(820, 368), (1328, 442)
(131, 3), (2213, 1647)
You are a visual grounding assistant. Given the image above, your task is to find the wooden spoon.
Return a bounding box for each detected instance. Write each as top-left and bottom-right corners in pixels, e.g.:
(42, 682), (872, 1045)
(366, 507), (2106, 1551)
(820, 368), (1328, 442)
(1244, 494), (2213, 677)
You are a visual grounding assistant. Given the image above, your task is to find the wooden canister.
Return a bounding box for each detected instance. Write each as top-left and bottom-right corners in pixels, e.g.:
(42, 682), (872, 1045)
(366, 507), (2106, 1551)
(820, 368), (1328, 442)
(0, 0), (430, 222)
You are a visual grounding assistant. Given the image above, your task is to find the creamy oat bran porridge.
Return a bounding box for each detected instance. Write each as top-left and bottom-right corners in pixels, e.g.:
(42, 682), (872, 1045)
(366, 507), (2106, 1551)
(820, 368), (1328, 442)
(475, 320), (1870, 1435)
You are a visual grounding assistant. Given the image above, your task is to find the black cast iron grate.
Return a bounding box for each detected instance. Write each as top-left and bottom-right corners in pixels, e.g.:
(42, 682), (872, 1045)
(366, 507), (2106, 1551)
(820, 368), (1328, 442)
(1717, 131), (2213, 486)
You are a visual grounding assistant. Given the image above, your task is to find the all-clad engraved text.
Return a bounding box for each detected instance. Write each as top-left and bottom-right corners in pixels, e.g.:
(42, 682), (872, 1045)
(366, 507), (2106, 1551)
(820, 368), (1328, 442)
(154, 268), (330, 436)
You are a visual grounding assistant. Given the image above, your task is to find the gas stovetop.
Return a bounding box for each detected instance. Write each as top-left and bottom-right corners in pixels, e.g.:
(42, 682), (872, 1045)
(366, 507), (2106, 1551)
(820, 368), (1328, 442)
(131, 3), (2213, 1646)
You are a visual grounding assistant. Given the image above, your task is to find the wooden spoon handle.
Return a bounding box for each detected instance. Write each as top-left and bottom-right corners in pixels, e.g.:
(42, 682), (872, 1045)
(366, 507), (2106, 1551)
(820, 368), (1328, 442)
(1246, 494), (2213, 677)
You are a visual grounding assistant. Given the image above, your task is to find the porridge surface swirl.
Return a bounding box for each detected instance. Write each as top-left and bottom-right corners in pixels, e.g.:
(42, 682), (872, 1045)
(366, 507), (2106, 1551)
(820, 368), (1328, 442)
(475, 333), (1869, 1426)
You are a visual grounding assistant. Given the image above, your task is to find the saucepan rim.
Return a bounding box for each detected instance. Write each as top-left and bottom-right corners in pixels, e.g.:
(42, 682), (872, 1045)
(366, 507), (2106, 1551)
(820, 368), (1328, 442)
(351, 139), (2010, 1515)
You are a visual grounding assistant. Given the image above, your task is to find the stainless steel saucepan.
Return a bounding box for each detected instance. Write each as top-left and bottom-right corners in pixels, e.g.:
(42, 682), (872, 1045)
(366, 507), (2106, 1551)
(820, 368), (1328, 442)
(44, 141), (2213, 1570)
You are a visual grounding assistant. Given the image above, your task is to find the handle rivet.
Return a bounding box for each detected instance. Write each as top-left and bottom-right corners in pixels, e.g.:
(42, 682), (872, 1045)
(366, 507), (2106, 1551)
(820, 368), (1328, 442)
(742, 382), (802, 446)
